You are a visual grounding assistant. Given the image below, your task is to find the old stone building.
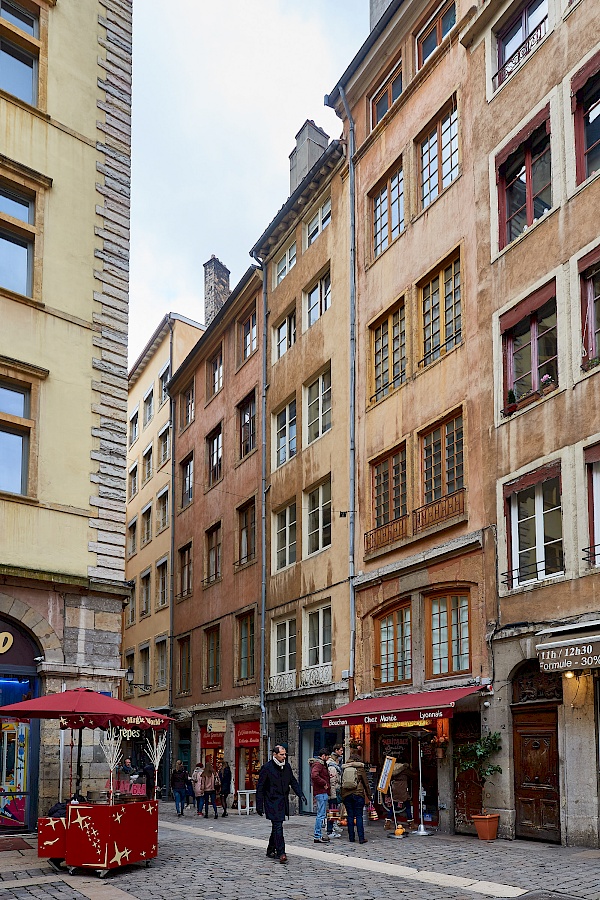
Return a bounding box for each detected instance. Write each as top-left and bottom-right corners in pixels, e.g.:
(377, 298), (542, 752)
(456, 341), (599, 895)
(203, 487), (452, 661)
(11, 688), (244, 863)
(0, 0), (132, 828)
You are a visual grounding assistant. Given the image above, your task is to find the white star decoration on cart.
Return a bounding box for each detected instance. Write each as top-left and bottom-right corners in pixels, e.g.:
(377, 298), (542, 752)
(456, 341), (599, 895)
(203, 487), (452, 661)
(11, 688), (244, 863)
(109, 843), (130, 866)
(71, 810), (92, 828)
(113, 811), (123, 823)
(46, 818), (64, 831)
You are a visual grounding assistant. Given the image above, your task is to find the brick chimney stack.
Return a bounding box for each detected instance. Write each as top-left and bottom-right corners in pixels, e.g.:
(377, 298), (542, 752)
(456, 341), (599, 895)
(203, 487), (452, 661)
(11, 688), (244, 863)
(204, 255), (231, 326)
(289, 121), (329, 194)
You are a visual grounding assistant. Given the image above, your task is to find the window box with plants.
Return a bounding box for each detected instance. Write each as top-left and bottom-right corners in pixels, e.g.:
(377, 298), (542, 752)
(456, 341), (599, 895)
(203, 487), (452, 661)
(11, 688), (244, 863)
(455, 731), (502, 841)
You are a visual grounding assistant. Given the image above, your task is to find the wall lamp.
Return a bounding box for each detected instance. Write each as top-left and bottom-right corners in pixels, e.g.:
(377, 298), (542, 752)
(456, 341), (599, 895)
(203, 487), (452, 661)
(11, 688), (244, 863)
(125, 666), (151, 691)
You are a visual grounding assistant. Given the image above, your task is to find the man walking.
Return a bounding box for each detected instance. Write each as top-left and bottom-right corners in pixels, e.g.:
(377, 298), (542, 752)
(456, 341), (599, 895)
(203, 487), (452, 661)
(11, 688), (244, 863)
(326, 743), (344, 838)
(310, 748), (331, 843)
(256, 745), (305, 864)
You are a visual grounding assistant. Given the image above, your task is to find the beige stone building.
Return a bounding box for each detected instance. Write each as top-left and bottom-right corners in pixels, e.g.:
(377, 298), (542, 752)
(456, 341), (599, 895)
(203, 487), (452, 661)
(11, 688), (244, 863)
(0, 0), (132, 827)
(123, 312), (204, 782)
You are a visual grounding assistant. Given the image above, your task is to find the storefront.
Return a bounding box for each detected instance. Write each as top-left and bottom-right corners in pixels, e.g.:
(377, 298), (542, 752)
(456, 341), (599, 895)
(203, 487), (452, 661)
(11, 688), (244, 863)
(298, 719), (345, 813)
(234, 722), (261, 791)
(199, 726), (225, 770)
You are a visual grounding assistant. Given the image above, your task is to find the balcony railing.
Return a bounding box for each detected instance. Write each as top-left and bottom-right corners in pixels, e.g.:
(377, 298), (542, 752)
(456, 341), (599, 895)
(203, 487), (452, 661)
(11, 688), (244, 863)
(493, 17), (548, 90)
(268, 671), (297, 693)
(364, 515), (409, 554)
(299, 663), (332, 688)
(501, 559), (564, 589)
(418, 334), (462, 369)
(201, 572), (221, 587)
(412, 488), (466, 533)
(582, 545), (600, 567)
(234, 551), (257, 570)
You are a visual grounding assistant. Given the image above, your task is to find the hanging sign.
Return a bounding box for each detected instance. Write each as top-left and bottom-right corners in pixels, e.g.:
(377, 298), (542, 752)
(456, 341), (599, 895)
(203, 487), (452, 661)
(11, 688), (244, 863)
(537, 635), (600, 672)
(207, 719), (227, 733)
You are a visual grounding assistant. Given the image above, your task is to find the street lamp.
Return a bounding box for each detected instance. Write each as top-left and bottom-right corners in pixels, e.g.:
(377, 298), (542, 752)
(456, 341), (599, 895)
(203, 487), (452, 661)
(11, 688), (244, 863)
(125, 666), (151, 691)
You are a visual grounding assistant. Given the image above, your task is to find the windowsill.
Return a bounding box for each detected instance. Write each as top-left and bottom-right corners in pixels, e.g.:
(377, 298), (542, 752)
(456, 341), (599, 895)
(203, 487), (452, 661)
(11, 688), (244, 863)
(139, 611), (150, 620)
(176, 592), (193, 603)
(413, 339), (463, 380)
(140, 538), (152, 549)
(202, 684), (221, 694)
(235, 556), (258, 572)
(0, 284), (43, 309)
(202, 575), (222, 590)
(129, 491), (138, 501)
(176, 691), (192, 698)
(127, 551), (137, 560)
(272, 561), (297, 576)
(141, 476), (153, 487)
(493, 205), (558, 263)
(568, 166), (600, 202)
(155, 602), (169, 612)
(157, 456), (171, 472)
(364, 227), (406, 272)
(411, 170), (462, 225)
(498, 384), (564, 424)
(142, 419), (153, 430)
(235, 677), (256, 688)
(0, 86), (49, 121)
(274, 455), (297, 472)
(304, 544), (332, 562)
(373, 679), (412, 691)
(205, 388), (222, 408)
(236, 347), (259, 374)
(0, 490), (38, 506)
(500, 570), (567, 598)
(306, 428), (332, 449)
(179, 419), (195, 435)
(563, 0), (585, 19)
(129, 438), (138, 450)
(578, 359), (600, 383)
(156, 523), (169, 537)
(158, 398), (169, 410)
(178, 500), (194, 514)
(367, 379), (407, 410)
(236, 446), (258, 468)
(125, 621), (136, 630)
(204, 477), (223, 495)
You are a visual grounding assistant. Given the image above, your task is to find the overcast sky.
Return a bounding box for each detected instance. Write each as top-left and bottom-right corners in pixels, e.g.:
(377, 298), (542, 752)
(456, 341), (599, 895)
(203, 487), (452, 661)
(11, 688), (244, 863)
(128, 1), (368, 364)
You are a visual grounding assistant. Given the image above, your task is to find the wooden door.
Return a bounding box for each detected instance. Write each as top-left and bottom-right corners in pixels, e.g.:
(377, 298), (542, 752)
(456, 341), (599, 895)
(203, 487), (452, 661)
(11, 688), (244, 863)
(513, 707), (560, 842)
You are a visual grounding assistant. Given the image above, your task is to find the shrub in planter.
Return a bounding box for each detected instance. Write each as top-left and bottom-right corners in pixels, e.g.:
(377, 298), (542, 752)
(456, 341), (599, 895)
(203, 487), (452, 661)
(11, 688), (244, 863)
(455, 732), (502, 841)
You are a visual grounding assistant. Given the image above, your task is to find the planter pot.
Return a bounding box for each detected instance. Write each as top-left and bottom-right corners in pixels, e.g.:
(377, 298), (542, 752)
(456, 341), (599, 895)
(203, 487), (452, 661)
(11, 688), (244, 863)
(436, 747), (446, 759)
(471, 814), (499, 841)
(503, 403), (518, 416)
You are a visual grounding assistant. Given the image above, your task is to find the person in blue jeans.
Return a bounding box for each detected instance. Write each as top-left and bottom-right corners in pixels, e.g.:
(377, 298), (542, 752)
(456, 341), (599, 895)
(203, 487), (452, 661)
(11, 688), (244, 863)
(170, 760), (189, 817)
(341, 751), (372, 844)
(310, 748), (331, 842)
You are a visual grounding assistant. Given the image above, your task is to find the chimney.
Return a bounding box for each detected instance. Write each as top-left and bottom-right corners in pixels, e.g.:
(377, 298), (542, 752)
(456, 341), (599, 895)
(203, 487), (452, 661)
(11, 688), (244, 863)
(370, 0), (395, 30)
(289, 121), (329, 194)
(204, 255), (230, 326)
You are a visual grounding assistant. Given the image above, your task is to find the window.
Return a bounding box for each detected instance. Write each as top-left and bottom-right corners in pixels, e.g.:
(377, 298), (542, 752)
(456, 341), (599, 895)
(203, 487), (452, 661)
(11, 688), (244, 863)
(373, 446), (407, 528)
(238, 500), (256, 566)
(178, 543), (192, 598)
(371, 61), (402, 127)
(181, 381), (194, 427)
(156, 487), (169, 531)
(0, 379), (30, 495)
(307, 197), (331, 246)
(140, 648), (150, 690)
(206, 523), (222, 584)
(0, 184), (34, 296)
(276, 501), (296, 570)
(0, 1), (38, 105)
(585, 447), (600, 565)
(207, 425), (222, 487)
(306, 271), (331, 327)
(421, 256), (461, 366)
(497, 116), (551, 250)
(372, 165), (404, 257)
(124, 651), (134, 692)
(241, 309), (257, 361)
(420, 104), (459, 209)
(158, 423), (170, 466)
(307, 605), (332, 667)
(128, 463), (138, 499)
(129, 409), (138, 446)
(275, 399), (296, 467)
(307, 368), (331, 443)
(377, 604), (411, 685)
(423, 413), (463, 506)
(181, 454), (193, 507)
(206, 627), (220, 687)
(159, 364), (170, 405)
(208, 349), (222, 398)
(156, 557), (168, 608)
(276, 242), (296, 284)
(140, 570), (151, 616)
(127, 518), (137, 558)
(141, 504), (152, 546)
(574, 66), (600, 186)
(239, 392), (256, 458)
(276, 311), (296, 359)
(142, 444), (153, 483)
(178, 636), (190, 693)
(275, 618), (296, 674)
(143, 388), (154, 427)
(501, 284), (557, 402)
(427, 593), (469, 677)
(494, 0), (548, 89)
(371, 301), (406, 401)
(238, 613), (255, 680)
(126, 586), (135, 627)
(307, 478), (332, 555)
(417, 1), (456, 68)
(507, 470), (563, 585)
(156, 639), (167, 687)
(581, 252), (600, 367)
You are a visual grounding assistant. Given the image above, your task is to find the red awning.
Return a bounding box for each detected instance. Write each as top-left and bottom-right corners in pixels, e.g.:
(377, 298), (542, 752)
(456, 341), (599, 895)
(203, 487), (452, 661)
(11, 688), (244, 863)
(322, 686), (482, 727)
(0, 688), (171, 730)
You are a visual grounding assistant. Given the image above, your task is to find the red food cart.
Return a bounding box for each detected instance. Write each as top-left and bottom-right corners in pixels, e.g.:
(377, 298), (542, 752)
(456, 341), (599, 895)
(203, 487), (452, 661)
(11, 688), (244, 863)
(0, 689), (170, 877)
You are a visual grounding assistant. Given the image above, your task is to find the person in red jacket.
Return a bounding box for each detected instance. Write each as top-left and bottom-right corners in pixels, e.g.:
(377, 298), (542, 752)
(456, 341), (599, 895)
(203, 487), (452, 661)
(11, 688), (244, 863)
(310, 748), (331, 843)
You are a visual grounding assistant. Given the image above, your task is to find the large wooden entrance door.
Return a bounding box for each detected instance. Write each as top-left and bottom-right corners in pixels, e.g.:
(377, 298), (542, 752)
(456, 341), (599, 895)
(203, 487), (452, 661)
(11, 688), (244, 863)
(513, 707), (560, 843)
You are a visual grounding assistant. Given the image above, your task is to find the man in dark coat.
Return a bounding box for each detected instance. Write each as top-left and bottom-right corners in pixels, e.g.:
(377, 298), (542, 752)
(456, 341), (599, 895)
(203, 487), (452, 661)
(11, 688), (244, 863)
(256, 745), (305, 863)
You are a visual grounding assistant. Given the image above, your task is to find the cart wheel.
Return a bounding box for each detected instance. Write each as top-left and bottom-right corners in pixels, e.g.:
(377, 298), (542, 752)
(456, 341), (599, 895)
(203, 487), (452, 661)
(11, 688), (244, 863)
(67, 867), (76, 876)
(98, 869), (110, 879)
(145, 861), (151, 868)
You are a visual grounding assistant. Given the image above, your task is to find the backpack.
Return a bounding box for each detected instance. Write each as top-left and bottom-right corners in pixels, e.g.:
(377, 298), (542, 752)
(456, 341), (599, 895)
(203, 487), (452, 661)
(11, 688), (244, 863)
(342, 765), (359, 792)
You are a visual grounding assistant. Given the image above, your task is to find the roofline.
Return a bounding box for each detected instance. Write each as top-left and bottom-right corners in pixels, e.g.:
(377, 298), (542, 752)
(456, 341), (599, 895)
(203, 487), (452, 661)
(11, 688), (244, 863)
(169, 265), (261, 391)
(250, 140), (345, 260)
(128, 312), (205, 385)
(324, 0), (405, 112)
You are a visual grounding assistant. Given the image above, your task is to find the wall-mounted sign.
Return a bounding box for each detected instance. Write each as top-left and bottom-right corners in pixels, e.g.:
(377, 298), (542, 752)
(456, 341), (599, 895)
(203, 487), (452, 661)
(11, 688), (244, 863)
(322, 708), (448, 728)
(0, 633), (14, 654)
(200, 726), (224, 749)
(207, 719), (226, 733)
(0, 618), (38, 668)
(235, 721), (260, 747)
(537, 635), (600, 672)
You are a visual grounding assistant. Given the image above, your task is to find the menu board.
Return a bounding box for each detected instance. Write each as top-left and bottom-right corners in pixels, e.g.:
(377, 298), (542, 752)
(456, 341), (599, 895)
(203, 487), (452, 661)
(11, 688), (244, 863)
(377, 755), (396, 794)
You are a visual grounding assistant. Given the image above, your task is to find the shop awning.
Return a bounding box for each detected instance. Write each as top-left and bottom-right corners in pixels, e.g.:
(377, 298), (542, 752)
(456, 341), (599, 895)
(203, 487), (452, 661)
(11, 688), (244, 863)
(536, 633), (600, 673)
(322, 686), (483, 727)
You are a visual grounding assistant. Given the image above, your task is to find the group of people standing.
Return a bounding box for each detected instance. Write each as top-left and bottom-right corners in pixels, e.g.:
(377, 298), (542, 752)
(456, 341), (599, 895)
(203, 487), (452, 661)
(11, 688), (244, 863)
(310, 745), (372, 844)
(170, 759), (232, 818)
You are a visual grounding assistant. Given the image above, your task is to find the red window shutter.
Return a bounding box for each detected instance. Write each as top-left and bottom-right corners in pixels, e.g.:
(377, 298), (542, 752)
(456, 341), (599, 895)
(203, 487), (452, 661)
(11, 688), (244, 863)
(578, 244), (600, 275)
(502, 461), (561, 500)
(499, 280), (556, 334)
(571, 49), (600, 111)
(584, 444), (600, 466)
(495, 104), (550, 172)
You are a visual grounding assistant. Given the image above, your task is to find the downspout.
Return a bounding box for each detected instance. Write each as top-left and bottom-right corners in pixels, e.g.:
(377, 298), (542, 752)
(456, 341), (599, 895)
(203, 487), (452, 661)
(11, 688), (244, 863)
(338, 85), (357, 702)
(252, 252), (268, 756)
(167, 317), (175, 783)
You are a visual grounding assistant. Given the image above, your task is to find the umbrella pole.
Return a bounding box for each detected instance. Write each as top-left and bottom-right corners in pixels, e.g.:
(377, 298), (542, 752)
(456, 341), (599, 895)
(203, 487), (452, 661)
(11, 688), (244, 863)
(69, 730), (74, 799)
(76, 729), (83, 797)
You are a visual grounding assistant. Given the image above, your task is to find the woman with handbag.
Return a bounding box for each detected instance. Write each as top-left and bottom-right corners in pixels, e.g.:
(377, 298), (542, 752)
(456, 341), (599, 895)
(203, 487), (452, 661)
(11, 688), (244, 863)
(201, 762), (219, 819)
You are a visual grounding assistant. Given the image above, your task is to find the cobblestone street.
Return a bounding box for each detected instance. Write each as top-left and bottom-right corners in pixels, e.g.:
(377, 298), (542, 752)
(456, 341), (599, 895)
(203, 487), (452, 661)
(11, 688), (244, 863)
(1, 806), (600, 900)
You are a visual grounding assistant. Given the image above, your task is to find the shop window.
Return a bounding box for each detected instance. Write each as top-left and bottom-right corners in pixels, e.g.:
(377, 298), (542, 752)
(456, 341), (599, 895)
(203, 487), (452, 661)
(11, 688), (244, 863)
(503, 465), (563, 587)
(426, 592), (469, 677)
(376, 603), (411, 686)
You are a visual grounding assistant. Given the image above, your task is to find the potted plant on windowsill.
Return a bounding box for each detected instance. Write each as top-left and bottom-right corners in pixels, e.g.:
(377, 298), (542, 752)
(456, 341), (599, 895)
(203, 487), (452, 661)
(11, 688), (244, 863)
(540, 374), (556, 395)
(582, 356), (600, 373)
(455, 731), (502, 841)
(502, 389), (517, 417)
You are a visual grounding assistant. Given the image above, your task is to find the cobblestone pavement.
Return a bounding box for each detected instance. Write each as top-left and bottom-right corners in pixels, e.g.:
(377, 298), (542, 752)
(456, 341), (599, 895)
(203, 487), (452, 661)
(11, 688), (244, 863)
(1, 806), (600, 900)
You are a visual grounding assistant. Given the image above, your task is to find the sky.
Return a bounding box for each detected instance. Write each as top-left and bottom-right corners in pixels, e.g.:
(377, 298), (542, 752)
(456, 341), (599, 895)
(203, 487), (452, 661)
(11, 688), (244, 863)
(128, 0), (369, 364)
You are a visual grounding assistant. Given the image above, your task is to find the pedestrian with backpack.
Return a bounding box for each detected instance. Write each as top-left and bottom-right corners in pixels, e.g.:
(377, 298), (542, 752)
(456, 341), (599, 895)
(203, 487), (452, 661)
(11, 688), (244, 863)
(341, 750), (371, 844)
(310, 748), (331, 843)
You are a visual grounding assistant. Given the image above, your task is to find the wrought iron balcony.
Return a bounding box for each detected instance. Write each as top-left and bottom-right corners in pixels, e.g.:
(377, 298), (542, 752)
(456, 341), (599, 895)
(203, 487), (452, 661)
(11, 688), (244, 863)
(299, 663), (332, 688)
(493, 17), (548, 90)
(268, 671), (297, 693)
(412, 488), (466, 533)
(364, 515), (409, 554)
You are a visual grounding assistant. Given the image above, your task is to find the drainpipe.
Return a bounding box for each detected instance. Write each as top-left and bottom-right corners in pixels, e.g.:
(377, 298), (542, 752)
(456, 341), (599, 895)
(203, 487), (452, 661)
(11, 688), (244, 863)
(338, 85), (357, 702)
(252, 252), (268, 757)
(167, 317), (175, 786)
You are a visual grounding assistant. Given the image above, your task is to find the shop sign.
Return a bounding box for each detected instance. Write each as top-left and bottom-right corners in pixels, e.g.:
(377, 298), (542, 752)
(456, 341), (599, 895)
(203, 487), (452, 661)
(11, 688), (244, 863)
(107, 726), (141, 740)
(235, 721), (260, 747)
(537, 635), (600, 672)
(200, 726), (224, 749)
(322, 707), (451, 728)
(207, 719), (226, 733)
